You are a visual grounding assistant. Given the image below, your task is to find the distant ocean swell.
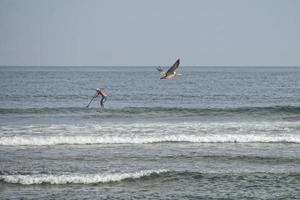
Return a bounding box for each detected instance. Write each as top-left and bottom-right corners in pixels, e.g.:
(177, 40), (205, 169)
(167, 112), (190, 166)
(1, 170), (299, 185)
(1, 106), (300, 117)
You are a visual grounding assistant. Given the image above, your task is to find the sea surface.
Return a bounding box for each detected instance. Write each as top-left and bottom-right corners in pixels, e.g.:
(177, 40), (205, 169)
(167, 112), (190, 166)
(0, 66), (300, 199)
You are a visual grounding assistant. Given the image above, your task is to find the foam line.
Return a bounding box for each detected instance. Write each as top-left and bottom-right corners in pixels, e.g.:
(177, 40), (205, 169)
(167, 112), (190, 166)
(1, 134), (299, 146)
(0, 169), (168, 185)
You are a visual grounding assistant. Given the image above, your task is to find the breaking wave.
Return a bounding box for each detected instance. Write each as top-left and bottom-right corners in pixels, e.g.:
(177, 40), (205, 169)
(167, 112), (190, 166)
(1, 133), (300, 146)
(0, 169), (168, 185)
(1, 170), (299, 185)
(1, 121), (300, 146)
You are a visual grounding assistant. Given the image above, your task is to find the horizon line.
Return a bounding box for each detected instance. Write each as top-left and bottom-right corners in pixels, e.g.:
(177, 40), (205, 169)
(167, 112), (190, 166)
(1, 65), (300, 68)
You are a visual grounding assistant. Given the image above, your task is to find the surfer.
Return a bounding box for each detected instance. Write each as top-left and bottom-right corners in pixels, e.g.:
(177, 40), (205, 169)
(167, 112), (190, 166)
(96, 88), (107, 108)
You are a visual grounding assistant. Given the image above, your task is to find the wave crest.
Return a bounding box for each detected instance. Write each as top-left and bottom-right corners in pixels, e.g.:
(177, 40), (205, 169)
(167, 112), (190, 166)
(0, 169), (168, 185)
(1, 134), (299, 146)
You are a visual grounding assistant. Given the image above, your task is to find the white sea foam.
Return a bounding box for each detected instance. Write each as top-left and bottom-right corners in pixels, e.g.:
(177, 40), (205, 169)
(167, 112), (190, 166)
(1, 122), (299, 145)
(0, 133), (299, 146)
(0, 169), (168, 185)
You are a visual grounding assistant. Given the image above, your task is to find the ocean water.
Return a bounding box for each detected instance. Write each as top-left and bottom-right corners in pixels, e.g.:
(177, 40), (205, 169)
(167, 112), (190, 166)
(0, 66), (300, 199)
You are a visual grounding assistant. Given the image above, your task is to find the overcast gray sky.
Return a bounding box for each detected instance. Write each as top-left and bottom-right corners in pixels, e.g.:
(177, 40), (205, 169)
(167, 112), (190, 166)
(0, 0), (299, 66)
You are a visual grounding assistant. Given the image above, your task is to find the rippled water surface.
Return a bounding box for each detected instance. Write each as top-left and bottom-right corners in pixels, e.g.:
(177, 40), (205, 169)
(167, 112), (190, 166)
(0, 66), (300, 199)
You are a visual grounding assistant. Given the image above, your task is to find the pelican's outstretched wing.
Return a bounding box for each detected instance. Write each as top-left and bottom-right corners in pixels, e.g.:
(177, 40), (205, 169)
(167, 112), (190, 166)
(156, 66), (164, 72)
(166, 59), (180, 75)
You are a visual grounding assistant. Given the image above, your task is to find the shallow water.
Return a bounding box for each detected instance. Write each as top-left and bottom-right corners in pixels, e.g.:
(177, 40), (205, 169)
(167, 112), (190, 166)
(0, 66), (300, 199)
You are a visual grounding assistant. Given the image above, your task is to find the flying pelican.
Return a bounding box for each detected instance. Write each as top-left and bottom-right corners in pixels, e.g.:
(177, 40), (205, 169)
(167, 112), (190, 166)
(157, 59), (181, 79)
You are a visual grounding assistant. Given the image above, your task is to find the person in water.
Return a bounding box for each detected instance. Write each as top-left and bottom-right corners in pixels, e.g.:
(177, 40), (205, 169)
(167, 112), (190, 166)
(96, 88), (107, 108)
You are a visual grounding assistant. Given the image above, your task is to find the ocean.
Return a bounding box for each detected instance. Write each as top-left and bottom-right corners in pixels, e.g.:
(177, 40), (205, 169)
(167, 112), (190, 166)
(0, 66), (300, 199)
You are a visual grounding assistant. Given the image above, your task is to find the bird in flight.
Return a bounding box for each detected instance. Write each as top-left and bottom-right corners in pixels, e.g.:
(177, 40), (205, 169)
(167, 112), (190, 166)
(157, 59), (181, 79)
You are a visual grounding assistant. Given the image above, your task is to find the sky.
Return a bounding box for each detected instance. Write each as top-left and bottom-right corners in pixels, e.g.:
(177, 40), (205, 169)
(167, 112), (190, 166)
(0, 0), (300, 66)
